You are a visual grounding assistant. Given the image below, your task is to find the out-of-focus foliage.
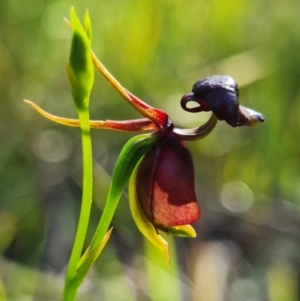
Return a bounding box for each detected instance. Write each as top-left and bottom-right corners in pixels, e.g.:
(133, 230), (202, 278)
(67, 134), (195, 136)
(1, 0), (300, 300)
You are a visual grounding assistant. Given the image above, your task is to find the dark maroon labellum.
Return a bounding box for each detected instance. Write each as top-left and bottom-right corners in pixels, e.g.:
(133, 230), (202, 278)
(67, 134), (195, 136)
(192, 76), (239, 96)
(181, 75), (240, 127)
(181, 75), (265, 127)
(136, 133), (200, 231)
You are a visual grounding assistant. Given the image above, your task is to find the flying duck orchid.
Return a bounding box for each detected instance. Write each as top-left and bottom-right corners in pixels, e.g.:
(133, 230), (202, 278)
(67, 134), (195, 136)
(25, 10), (264, 264)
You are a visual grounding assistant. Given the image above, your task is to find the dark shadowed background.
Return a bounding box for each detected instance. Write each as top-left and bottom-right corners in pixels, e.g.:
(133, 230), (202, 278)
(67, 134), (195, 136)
(1, 0), (300, 300)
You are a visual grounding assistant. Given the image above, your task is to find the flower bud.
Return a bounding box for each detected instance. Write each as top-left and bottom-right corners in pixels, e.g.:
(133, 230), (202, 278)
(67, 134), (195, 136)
(67, 8), (94, 111)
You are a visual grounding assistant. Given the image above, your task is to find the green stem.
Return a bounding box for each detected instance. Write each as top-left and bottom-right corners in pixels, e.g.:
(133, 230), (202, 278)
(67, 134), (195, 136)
(63, 108), (93, 301)
(145, 235), (181, 301)
(74, 134), (157, 281)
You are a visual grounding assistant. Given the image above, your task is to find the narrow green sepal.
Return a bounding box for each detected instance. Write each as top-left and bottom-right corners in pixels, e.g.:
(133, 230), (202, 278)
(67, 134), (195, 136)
(84, 10), (92, 42)
(168, 225), (197, 237)
(68, 7), (94, 111)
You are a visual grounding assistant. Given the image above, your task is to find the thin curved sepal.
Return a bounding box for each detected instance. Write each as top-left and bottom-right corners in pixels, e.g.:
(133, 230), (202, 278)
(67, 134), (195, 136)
(129, 157), (170, 265)
(91, 52), (170, 131)
(64, 19), (170, 130)
(24, 100), (158, 132)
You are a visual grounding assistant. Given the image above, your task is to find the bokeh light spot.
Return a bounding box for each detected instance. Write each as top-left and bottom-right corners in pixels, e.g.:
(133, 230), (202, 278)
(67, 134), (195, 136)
(33, 130), (72, 163)
(220, 180), (254, 213)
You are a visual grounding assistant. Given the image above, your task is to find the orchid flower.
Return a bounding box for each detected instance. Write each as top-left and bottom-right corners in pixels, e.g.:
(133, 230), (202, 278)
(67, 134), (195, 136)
(25, 10), (264, 264)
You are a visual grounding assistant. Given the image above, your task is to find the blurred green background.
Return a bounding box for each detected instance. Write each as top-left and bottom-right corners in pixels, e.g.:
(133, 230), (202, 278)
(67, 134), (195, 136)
(1, 0), (300, 300)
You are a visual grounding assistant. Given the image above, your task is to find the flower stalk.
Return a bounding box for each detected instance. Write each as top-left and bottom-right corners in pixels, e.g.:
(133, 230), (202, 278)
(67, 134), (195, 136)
(62, 9), (95, 301)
